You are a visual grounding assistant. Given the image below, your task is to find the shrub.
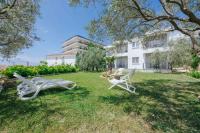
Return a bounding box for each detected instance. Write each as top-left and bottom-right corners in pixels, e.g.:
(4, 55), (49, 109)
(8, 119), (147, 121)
(188, 71), (200, 79)
(2, 65), (77, 78)
(2, 65), (35, 78)
(191, 54), (200, 70)
(37, 65), (50, 75)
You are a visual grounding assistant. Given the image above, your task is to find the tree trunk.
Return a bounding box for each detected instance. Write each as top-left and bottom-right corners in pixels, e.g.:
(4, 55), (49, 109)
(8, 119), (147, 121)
(170, 63), (173, 72)
(190, 35), (199, 55)
(109, 63), (112, 74)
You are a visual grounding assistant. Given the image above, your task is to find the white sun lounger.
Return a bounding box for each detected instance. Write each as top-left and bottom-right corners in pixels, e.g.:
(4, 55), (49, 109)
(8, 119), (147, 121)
(14, 73), (76, 100)
(108, 69), (136, 93)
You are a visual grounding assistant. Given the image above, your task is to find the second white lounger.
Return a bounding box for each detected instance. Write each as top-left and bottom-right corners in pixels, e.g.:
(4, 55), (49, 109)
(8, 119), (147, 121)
(108, 69), (136, 93)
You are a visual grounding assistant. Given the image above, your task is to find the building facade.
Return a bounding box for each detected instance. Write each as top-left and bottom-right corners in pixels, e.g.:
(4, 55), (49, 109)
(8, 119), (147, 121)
(105, 31), (186, 70)
(47, 35), (101, 66)
(47, 31), (188, 70)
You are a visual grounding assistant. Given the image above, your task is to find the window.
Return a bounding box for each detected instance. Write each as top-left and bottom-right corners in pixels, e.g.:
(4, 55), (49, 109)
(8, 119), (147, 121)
(62, 57), (65, 64)
(132, 42), (139, 49)
(132, 57), (139, 64)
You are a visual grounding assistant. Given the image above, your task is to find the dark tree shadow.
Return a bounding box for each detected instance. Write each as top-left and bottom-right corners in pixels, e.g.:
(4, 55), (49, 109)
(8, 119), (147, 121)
(23, 86), (90, 101)
(99, 79), (200, 133)
(0, 86), (90, 132)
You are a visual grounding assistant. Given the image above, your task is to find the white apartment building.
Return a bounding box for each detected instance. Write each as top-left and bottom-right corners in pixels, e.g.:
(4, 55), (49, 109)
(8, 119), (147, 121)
(47, 35), (102, 66)
(105, 31), (186, 70)
(47, 31), (188, 70)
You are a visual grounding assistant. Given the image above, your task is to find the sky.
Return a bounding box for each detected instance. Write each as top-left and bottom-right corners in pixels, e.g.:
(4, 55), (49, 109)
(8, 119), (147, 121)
(1, 0), (103, 65)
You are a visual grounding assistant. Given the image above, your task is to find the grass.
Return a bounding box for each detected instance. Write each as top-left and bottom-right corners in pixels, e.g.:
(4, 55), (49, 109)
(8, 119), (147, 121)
(0, 72), (200, 133)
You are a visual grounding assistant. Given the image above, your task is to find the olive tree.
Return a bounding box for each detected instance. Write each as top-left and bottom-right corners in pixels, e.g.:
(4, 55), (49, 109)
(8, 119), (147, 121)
(76, 43), (106, 71)
(167, 38), (192, 70)
(69, 0), (200, 53)
(105, 56), (115, 74)
(150, 50), (166, 70)
(0, 0), (40, 58)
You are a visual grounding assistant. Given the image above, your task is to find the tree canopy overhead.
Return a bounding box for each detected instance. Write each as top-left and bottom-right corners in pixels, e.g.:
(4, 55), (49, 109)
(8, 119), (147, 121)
(0, 0), (40, 58)
(69, 0), (200, 53)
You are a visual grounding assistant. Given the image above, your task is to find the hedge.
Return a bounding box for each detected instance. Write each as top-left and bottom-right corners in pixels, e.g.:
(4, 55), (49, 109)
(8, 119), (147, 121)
(1, 65), (77, 78)
(188, 71), (200, 79)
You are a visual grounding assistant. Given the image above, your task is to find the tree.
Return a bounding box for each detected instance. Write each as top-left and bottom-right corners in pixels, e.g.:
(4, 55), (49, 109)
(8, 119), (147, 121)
(167, 38), (192, 70)
(69, 0), (200, 53)
(105, 56), (115, 74)
(76, 43), (106, 71)
(150, 39), (193, 71)
(0, 0), (40, 58)
(150, 50), (166, 70)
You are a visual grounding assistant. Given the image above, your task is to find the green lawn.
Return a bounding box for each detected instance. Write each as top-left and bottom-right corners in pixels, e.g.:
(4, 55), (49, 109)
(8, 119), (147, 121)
(0, 72), (200, 133)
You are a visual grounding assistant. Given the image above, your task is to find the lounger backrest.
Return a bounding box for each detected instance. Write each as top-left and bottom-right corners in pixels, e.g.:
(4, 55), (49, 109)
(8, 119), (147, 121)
(119, 69), (134, 81)
(13, 72), (37, 89)
(127, 69), (135, 82)
(13, 73), (27, 81)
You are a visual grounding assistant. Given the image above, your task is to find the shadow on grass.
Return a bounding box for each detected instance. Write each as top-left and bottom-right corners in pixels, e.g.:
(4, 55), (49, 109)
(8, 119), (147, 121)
(39, 86), (90, 98)
(99, 79), (200, 133)
(0, 86), (90, 132)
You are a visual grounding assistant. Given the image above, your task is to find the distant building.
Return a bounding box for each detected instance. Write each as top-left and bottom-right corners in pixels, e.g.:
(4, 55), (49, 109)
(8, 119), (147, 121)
(46, 35), (103, 66)
(47, 31), (194, 70)
(0, 65), (7, 70)
(105, 31), (189, 70)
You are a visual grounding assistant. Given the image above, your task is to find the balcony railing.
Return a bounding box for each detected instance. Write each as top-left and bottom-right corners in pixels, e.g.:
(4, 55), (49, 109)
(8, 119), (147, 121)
(116, 49), (128, 53)
(143, 40), (166, 49)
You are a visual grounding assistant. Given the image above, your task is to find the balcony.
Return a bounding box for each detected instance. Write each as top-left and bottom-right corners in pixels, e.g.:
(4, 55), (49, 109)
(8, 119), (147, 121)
(106, 49), (128, 57)
(115, 52), (128, 57)
(144, 40), (166, 48)
(106, 43), (128, 57)
(63, 42), (87, 51)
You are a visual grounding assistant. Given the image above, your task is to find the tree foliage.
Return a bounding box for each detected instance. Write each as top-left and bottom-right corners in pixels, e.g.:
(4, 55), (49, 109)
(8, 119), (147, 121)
(150, 50), (166, 70)
(69, 0), (200, 53)
(105, 56), (115, 73)
(0, 0), (40, 58)
(150, 39), (192, 70)
(75, 43), (106, 71)
(167, 38), (192, 69)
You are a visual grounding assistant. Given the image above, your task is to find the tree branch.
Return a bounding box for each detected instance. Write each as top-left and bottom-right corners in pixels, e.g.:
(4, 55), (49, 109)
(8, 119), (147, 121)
(0, 0), (17, 15)
(132, 0), (189, 22)
(167, 0), (200, 26)
(159, 0), (173, 16)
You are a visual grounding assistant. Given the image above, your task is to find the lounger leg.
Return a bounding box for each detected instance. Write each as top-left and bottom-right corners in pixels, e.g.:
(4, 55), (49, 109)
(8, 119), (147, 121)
(116, 84), (133, 93)
(108, 84), (116, 90)
(128, 84), (136, 93)
(125, 82), (136, 93)
(125, 82), (130, 90)
(62, 82), (77, 90)
(19, 87), (41, 100)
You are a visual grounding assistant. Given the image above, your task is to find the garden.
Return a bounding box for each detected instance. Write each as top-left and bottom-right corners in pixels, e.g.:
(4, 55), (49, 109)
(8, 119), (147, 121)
(0, 72), (200, 132)
(0, 0), (200, 132)
(0, 41), (200, 132)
